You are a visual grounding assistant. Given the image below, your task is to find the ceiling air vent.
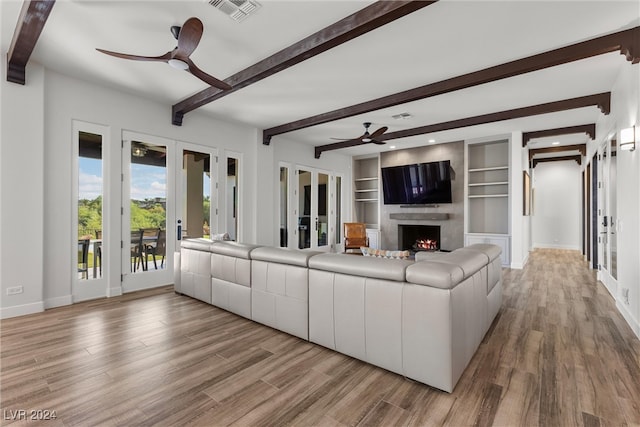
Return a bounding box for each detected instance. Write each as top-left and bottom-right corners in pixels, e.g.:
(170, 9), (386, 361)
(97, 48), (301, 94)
(208, 0), (261, 22)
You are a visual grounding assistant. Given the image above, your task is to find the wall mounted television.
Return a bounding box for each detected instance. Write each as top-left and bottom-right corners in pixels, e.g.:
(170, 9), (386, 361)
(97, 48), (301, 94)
(381, 160), (452, 205)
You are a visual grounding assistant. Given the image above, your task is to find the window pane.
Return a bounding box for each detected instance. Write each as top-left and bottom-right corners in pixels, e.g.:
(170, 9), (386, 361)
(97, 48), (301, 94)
(78, 131), (102, 280)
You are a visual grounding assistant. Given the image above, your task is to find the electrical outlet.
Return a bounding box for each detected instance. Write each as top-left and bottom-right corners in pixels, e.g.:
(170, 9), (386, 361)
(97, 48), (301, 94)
(621, 288), (630, 305)
(6, 286), (23, 295)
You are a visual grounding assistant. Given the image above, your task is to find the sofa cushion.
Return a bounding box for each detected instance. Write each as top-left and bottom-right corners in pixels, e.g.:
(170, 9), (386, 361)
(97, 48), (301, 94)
(413, 251), (448, 262)
(429, 250), (488, 279)
(405, 261), (464, 289)
(250, 246), (321, 267)
(209, 241), (260, 259)
(308, 253), (412, 282)
(181, 238), (214, 251)
(464, 243), (502, 262)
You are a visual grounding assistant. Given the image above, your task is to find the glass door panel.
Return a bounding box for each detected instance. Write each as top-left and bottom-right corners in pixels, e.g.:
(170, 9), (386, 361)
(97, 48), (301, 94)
(334, 175), (343, 246)
(317, 173), (329, 249)
(122, 132), (174, 292)
(297, 169), (311, 249)
(279, 166), (289, 247)
(226, 155), (240, 241)
(180, 148), (215, 239)
(73, 121), (109, 301)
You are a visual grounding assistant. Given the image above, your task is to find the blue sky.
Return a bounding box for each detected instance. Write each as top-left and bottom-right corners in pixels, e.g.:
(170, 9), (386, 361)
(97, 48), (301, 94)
(79, 157), (210, 200)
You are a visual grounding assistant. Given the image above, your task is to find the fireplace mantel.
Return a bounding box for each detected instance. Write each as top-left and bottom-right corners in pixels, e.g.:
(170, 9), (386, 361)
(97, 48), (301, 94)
(389, 213), (449, 221)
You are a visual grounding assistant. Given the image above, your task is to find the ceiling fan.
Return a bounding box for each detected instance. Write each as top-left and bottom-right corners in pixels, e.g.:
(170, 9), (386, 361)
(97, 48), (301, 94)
(96, 17), (231, 91)
(332, 122), (389, 145)
(315, 122), (389, 158)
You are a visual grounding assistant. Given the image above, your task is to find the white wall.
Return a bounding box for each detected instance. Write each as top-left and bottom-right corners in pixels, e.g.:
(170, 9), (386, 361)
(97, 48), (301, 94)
(532, 160), (582, 250)
(0, 61), (46, 317)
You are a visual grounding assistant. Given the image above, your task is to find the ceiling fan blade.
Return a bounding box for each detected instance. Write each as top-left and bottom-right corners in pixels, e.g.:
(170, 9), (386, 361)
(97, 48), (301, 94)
(96, 48), (171, 62)
(330, 133), (366, 141)
(369, 126), (388, 139)
(371, 139), (386, 145)
(176, 17), (203, 57)
(186, 59), (232, 90)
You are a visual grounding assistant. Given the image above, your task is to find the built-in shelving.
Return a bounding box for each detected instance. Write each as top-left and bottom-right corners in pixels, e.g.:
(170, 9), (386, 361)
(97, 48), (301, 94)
(353, 156), (380, 247)
(465, 139), (510, 266)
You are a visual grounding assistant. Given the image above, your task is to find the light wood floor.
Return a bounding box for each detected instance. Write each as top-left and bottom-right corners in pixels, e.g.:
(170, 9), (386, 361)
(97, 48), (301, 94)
(2, 249), (640, 426)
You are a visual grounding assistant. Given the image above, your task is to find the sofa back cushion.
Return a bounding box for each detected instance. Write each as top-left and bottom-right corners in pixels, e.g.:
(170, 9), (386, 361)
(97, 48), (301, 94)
(309, 253), (412, 282)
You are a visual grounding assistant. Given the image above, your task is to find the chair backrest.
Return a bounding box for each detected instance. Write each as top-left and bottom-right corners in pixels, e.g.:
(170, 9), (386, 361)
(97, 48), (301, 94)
(95, 230), (102, 239)
(78, 239), (90, 265)
(156, 229), (166, 255)
(142, 227), (159, 239)
(344, 222), (366, 239)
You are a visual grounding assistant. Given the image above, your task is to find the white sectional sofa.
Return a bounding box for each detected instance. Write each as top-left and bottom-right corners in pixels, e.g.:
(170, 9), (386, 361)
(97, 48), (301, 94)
(176, 239), (502, 393)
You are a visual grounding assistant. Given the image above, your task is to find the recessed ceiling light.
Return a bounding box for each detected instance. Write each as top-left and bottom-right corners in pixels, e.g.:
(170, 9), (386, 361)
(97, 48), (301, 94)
(552, 141), (560, 145)
(428, 139), (436, 143)
(389, 145), (396, 150)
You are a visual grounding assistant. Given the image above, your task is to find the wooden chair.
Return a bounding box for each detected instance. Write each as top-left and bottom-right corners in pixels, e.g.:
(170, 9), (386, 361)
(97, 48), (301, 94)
(344, 222), (369, 253)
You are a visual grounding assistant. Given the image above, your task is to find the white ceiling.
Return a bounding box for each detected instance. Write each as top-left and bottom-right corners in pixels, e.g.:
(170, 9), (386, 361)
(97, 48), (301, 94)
(2, 0), (639, 158)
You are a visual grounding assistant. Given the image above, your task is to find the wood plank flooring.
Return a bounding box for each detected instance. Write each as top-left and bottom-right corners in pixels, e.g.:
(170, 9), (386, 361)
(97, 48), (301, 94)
(2, 249), (640, 426)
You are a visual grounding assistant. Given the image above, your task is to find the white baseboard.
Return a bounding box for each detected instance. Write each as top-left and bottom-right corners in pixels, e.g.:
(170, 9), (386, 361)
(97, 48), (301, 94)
(533, 243), (581, 251)
(44, 295), (72, 309)
(0, 301), (44, 319)
(108, 286), (123, 297)
(617, 300), (640, 340)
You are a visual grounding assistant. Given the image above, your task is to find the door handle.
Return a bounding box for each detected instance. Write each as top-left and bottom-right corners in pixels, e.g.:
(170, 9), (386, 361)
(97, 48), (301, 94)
(177, 219), (182, 241)
(315, 218), (319, 231)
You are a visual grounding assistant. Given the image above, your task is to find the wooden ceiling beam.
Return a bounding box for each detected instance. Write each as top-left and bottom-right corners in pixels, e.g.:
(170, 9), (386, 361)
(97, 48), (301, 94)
(529, 144), (586, 161)
(532, 155), (582, 168)
(267, 26), (637, 145)
(6, 0), (55, 84)
(171, 0), (436, 126)
(522, 124), (595, 147)
(314, 93), (609, 158)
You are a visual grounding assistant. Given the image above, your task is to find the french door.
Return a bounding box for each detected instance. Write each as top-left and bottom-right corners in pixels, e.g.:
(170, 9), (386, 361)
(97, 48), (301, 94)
(597, 135), (618, 295)
(121, 131), (176, 292)
(295, 167), (334, 251)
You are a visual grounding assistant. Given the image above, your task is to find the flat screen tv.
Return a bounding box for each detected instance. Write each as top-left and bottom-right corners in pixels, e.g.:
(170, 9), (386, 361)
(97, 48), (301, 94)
(381, 160), (452, 205)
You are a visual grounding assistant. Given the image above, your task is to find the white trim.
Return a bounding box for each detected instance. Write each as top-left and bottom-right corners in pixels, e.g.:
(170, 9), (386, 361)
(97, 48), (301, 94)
(44, 295), (72, 309)
(0, 301), (44, 319)
(532, 243), (581, 251)
(616, 301), (640, 340)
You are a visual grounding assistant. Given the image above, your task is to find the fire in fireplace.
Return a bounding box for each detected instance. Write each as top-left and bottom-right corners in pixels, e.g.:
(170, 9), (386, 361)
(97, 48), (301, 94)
(398, 224), (441, 252)
(414, 238), (438, 251)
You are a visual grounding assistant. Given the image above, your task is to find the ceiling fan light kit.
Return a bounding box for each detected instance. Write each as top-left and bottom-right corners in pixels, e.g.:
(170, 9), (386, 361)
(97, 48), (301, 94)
(168, 59), (189, 70)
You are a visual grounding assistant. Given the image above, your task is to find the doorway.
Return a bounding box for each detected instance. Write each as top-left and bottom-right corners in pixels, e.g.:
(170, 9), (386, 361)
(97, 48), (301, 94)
(295, 167), (334, 251)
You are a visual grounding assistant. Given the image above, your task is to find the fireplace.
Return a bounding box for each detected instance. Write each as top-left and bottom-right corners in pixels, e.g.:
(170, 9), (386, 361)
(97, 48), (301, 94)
(398, 224), (441, 252)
